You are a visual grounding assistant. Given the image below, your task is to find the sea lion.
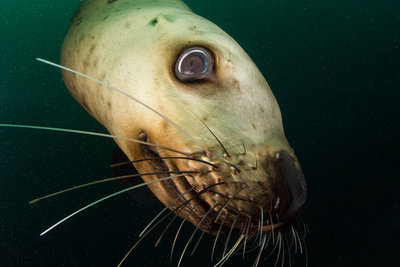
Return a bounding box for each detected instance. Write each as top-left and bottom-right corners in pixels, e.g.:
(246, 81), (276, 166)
(60, 0), (306, 262)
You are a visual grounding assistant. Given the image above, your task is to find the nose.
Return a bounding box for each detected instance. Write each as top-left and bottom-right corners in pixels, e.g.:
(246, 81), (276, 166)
(276, 150), (307, 220)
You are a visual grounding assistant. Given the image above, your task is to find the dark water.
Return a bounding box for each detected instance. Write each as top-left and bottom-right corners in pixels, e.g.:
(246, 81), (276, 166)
(0, 0), (399, 266)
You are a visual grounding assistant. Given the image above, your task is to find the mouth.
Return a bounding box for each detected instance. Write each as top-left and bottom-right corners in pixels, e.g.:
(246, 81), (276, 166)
(141, 141), (226, 233)
(138, 138), (306, 236)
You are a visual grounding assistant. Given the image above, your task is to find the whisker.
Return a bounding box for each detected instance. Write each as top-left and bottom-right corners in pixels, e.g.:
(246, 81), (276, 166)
(223, 160), (241, 173)
(252, 234), (267, 267)
(239, 236), (259, 254)
(211, 184), (247, 260)
(269, 212), (276, 243)
(243, 197), (254, 258)
(243, 236), (264, 255)
(222, 213), (240, 257)
(118, 228), (153, 267)
(111, 156), (218, 169)
(265, 233), (272, 251)
(291, 226), (298, 254)
(294, 226), (303, 254)
(211, 213), (227, 262)
(188, 110), (231, 158)
(213, 234), (244, 267)
(263, 232), (279, 261)
(141, 182), (225, 248)
(39, 174), (189, 236)
(299, 227), (309, 267)
(254, 219), (261, 244)
(242, 215), (251, 258)
(151, 189), (201, 247)
(275, 213), (280, 224)
(177, 205), (216, 267)
(259, 208), (264, 245)
(239, 221), (245, 235)
(121, 199), (199, 267)
(140, 206), (168, 237)
(300, 218), (310, 239)
(0, 124), (189, 156)
(274, 232), (283, 267)
(218, 238), (242, 267)
(282, 233), (286, 267)
(30, 171), (198, 204)
(126, 183), (224, 264)
(171, 205), (197, 262)
(214, 198), (232, 223)
(286, 233), (293, 267)
(154, 214), (178, 247)
(190, 231), (205, 256)
(36, 58), (204, 150)
(139, 187), (197, 237)
(231, 234), (250, 256)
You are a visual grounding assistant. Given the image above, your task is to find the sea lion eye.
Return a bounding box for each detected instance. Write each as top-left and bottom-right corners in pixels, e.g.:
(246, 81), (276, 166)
(175, 47), (214, 81)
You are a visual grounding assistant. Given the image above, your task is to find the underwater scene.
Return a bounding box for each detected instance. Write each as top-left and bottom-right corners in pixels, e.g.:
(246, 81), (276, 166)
(0, 0), (399, 266)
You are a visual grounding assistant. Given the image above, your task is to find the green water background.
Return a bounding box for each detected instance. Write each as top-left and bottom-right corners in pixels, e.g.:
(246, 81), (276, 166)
(0, 0), (399, 266)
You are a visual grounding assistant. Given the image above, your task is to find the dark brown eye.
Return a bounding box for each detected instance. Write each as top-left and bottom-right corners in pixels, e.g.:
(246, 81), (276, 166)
(175, 47), (214, 81)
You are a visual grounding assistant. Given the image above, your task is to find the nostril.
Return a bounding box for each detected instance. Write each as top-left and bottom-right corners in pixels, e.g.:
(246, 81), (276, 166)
(276, 150), (307, 220)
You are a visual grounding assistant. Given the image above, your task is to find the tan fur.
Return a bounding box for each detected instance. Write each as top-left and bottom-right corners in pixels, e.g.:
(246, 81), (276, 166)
(61, 0), (306, 235)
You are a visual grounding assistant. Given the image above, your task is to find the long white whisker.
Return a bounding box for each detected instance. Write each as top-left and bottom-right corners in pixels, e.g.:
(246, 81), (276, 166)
(259, 207), (264, 245)
(154, 214), (178, 247)
(0, 123), (189, 156)
(36, 58), (204, 150)
(254, 219), (261, 244)
(252, 234), (267, 267)
(126, 183), (224, 264)
(118, 229), (153, 267)
(242, 197), (254, 258)
(274, 233), (283, 267)
(111, 156), (218, 168)
(269, 212), (275, 243)
(294, 226), (303, 254)
(129, 183), (225, 264)
(121, 204), (191, 267)
(291, 226), (298, 254)
(190, 231), (205, 256)
(211, 213), (227, 262)
(218, 235), (244, 267)
(139, 187), (196, 237)
(260, 233), (279, 263)
(171, 205), (196, 262)
(213, 234), (244, 267)
(282, 233), (286, 267)
(287, 233), (293, 267)
(214, 198), (232, 223)
(242, 215), (251, 258)
(299, 227), (309, 267)
(223, 213), (240, 257)
(177, 205), (216, 267)
(30, 171), (197, 204)
(40, 174), (187, 236)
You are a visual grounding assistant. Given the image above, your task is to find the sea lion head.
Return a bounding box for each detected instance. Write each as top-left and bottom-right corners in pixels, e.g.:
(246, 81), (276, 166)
(61, 0), (306, 236)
